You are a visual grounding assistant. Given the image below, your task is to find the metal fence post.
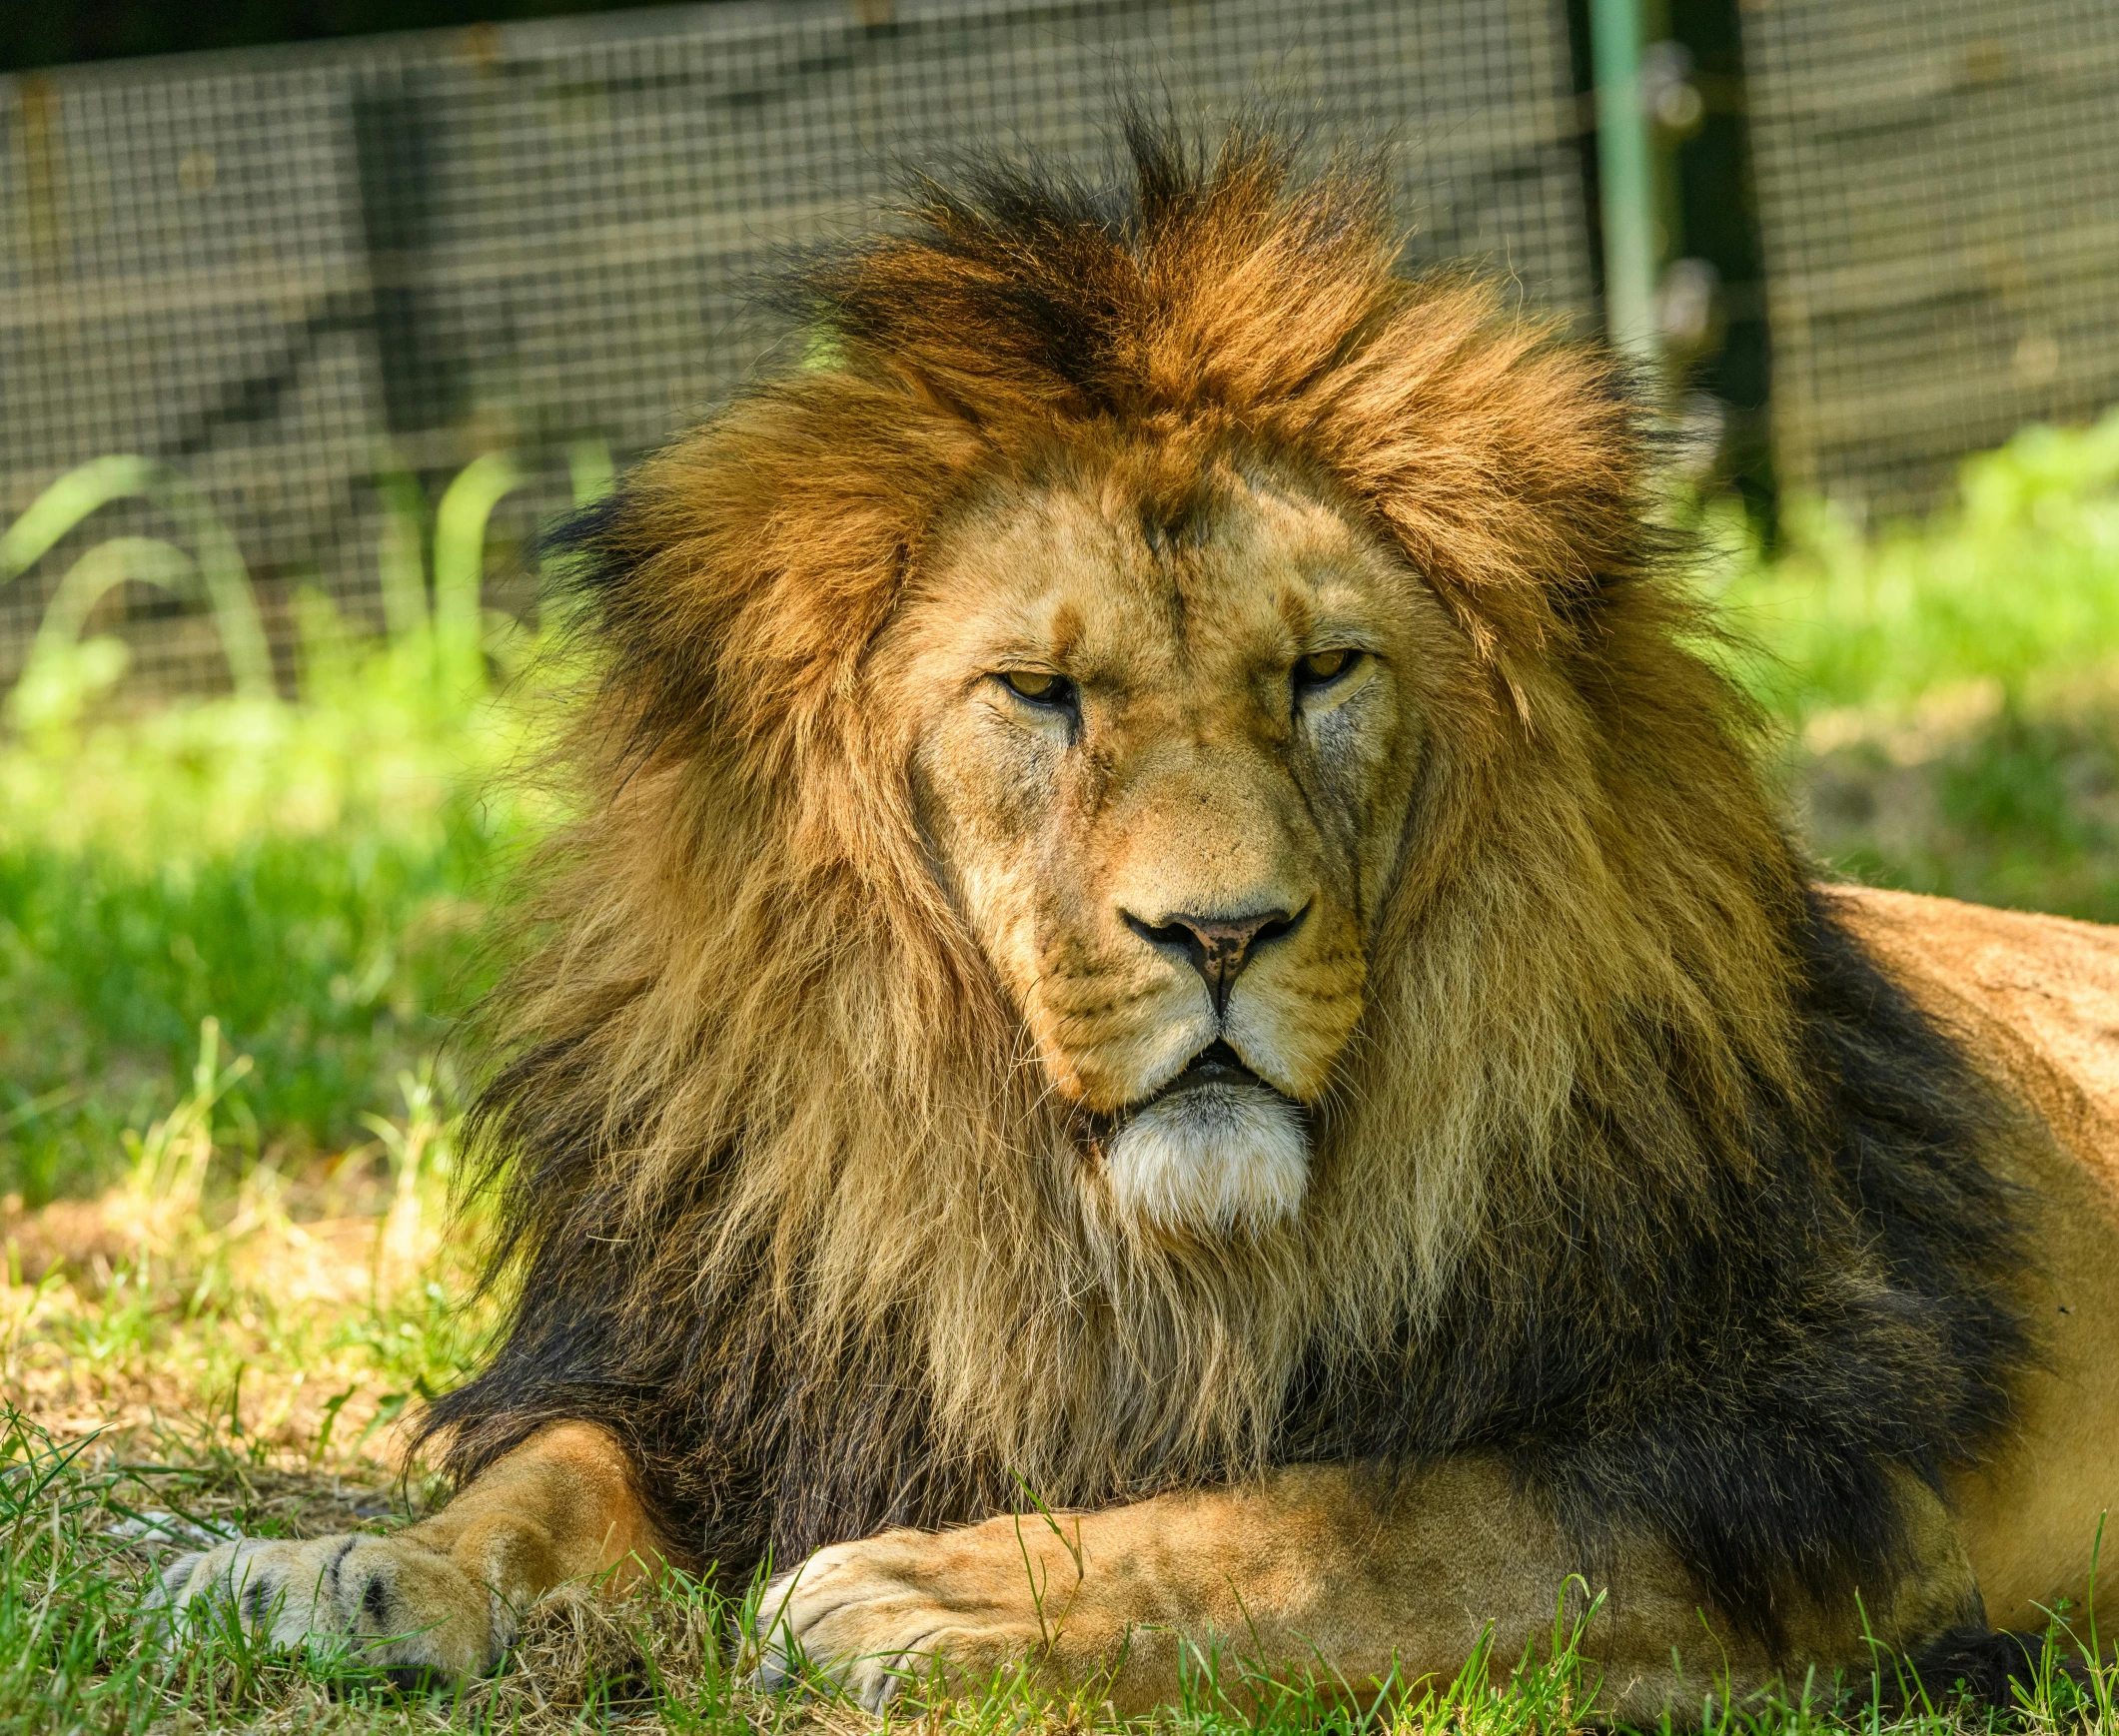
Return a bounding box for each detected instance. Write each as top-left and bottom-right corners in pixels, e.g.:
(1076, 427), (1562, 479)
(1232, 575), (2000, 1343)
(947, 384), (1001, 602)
(1590, 0), (1658, 368)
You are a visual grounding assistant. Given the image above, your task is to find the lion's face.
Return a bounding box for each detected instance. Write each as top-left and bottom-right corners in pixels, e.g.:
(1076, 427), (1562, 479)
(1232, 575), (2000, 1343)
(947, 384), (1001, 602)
(896, 453), (1449, 1236)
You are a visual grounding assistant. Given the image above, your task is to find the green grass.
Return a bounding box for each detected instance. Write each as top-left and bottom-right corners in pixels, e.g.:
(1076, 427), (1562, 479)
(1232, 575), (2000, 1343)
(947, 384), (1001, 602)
(1718, 411), (2119, 719)
(6, 1393), (2110, 1736)
(0, 618), (545, 1208)
(1713, 407), (2119, 920)
(6, 418), (2119, 1731)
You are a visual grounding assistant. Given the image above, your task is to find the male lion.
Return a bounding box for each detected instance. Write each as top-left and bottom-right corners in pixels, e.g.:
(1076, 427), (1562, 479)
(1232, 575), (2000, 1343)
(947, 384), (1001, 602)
(158, 131), (2118, 1718)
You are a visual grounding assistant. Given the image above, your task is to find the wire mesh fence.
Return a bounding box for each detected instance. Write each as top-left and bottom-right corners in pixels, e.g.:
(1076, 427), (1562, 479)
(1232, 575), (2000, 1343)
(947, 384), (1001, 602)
(1739, 0), (2119, 519)
(15, 0), (2119, 698)
(1, 0), (1593, 696)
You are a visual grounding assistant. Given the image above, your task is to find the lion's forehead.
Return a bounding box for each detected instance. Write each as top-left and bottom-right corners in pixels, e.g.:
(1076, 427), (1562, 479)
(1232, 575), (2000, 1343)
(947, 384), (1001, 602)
(920, 468), (1398, 688)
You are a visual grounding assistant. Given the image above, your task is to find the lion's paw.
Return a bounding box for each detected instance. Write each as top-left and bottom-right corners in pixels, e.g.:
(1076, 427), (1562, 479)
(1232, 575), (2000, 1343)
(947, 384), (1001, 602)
(147, 1531), (510, 1685)
(750, 1530), (1064, 1710)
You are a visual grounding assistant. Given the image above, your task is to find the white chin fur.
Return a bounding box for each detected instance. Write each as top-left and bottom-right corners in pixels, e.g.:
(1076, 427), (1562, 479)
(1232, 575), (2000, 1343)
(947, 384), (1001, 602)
(1103, 1082), (1310, 1237)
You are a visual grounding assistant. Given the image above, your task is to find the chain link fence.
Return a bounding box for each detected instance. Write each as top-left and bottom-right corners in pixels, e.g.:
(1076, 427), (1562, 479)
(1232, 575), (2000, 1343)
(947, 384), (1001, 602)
(1740, 0), (2119, 518)
(15, 0), (2116, 695)
(1, 0), (1592, 695)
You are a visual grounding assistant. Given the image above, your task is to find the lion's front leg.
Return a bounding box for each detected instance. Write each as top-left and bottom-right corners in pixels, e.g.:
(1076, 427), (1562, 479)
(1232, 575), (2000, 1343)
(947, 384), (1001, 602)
(752, 1460), (1617, 1713)
(150, 1421), (662, 1683)
(751, 1459), (1980, 1717)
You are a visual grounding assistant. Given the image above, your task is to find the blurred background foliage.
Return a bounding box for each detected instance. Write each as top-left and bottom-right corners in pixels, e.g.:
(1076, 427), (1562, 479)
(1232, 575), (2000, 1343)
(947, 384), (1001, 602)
(1721, 410), (2119, 921)
(0, 451), (562, 1211)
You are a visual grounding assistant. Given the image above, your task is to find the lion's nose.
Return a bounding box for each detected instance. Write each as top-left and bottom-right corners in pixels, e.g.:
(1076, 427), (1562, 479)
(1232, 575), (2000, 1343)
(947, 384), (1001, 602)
(1122, 905), (1307, 1017)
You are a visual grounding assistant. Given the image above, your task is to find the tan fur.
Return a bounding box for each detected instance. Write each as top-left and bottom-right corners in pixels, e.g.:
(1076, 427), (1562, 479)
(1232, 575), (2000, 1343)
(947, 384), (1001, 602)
(479, 349), (1798, 1511)
(734, 889), (2119, 1717)
(752, 1458), (1981, 1718)
(1835, 889), (2119, 1628)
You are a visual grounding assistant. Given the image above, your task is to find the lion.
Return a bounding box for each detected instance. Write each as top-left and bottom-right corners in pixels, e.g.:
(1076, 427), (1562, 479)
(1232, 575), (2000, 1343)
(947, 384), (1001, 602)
(154, 128), (2119, 1718)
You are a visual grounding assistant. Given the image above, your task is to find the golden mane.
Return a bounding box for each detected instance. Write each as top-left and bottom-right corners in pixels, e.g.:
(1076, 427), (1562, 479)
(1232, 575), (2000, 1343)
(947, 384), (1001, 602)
(427, 128), (2020, 1637)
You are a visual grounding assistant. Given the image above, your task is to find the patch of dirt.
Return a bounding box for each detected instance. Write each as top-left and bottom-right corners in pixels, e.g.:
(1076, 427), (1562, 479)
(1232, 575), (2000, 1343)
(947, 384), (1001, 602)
(1787, 666), (2119, 922)
(1, 1163), (476, 1472)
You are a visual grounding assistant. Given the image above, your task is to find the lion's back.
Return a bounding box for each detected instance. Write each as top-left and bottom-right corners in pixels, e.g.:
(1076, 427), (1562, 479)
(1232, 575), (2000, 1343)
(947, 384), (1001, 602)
(1832, 883), (2119, 1627)
(1837, 883), (2119, 1162)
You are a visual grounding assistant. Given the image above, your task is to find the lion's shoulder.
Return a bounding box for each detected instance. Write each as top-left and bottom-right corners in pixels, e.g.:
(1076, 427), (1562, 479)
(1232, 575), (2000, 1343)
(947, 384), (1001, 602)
(1828, 882), (2119, 1149)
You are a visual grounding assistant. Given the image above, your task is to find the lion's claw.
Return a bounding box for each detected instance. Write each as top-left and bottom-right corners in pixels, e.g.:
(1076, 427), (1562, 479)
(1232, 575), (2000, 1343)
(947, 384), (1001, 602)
(749, 1528), (1071, 1711)
(146, 1531), (510, 1681)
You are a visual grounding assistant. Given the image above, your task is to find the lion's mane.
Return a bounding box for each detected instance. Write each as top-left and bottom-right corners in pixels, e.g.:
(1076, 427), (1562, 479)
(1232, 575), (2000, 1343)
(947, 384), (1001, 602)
(422, 127), (2028, 1648)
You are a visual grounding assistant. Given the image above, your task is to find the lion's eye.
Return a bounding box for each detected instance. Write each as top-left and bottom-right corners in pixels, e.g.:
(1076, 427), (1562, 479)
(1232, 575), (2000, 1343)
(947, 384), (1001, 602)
(1296, 648), (1357, 686)
(997, 669), (1073, 706)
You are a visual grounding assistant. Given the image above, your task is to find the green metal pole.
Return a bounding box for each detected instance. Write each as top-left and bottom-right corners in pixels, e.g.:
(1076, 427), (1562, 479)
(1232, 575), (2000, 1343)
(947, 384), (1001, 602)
(1590, 0), (1659, 368)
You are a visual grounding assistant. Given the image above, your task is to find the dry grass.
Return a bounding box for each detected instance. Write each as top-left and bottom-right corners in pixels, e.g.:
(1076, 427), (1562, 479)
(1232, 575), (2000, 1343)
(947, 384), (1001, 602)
(3, 1037), (483, 1474)
(1790, 660), (2119, 922)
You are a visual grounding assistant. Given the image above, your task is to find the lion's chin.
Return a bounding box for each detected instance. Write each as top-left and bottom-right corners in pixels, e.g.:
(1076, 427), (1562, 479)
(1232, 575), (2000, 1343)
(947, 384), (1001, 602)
(1102, 1080), (1309, 1238)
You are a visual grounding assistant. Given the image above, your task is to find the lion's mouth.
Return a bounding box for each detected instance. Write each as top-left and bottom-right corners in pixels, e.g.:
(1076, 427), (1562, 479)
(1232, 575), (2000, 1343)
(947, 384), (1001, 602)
(1152, 1039), (1266, 1101)
(1073, 1042), (1299, 1151)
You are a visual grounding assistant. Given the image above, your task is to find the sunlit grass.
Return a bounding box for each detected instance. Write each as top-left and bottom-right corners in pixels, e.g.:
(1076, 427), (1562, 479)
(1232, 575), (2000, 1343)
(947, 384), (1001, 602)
(1717, 409), (2119, 723)
(0, 441), (572, 1201)
(1702, 410), (2119, 923)
(5, 1402), (2111, 1735)
(0, 621), (544, 1206)
(3, 1019), (488, 1460)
